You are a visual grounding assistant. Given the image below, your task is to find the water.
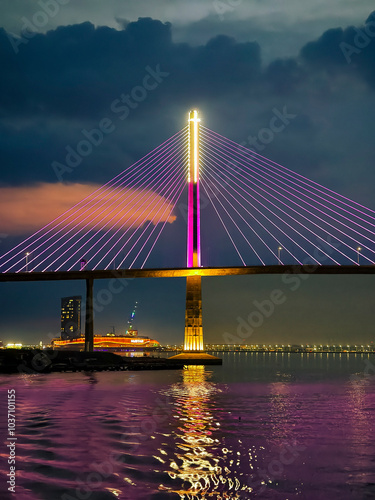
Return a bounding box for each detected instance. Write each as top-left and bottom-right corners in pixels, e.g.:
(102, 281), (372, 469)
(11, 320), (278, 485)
(1, 352), (375, 500)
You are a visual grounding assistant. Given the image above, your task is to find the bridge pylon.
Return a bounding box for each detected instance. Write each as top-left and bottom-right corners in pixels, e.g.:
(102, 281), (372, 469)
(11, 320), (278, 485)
(171, 110), (221, 364)
(184, 110), (204, 352)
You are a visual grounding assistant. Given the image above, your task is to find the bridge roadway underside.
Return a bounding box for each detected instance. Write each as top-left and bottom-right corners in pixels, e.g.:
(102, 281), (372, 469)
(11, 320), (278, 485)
(1, 265), (375, 282)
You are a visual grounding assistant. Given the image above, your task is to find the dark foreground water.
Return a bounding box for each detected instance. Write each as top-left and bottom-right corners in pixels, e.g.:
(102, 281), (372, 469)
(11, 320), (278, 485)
(1, 352), (375, 500)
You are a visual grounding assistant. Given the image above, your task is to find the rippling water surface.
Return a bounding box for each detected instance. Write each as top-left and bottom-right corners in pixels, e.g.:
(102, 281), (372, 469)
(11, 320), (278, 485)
(1, 352), (375, 500)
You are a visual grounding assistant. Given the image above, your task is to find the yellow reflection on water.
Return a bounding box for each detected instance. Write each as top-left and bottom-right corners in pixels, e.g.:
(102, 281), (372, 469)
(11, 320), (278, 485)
(157, 365), (253, 499)
(346, 371), (371, 476)
(268, 381), (295, 443)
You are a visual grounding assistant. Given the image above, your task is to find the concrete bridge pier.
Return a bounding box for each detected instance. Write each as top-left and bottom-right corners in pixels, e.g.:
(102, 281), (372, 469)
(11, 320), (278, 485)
(84, 278), (94, 352)
(184, 275), (203, 351)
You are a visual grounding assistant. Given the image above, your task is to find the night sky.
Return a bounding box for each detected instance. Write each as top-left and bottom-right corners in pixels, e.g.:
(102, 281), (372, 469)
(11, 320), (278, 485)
(0, 1), (374, 346)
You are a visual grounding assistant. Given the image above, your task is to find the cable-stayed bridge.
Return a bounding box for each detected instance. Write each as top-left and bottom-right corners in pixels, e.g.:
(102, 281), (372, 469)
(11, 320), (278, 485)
(1, 110), (374, 354)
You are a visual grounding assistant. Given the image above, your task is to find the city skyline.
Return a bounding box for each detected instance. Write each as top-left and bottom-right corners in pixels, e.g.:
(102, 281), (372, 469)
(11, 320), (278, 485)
(0, 2), (375, 346)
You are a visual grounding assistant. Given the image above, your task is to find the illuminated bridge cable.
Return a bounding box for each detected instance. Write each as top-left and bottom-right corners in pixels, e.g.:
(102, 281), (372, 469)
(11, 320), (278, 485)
(203, 161), (337, 265)
(130, 177), (186, 269)
(45, 133), (188, 272)
(202, 126), (375, 223)
(113, 163), (186, 269)
(200, 150), (280, 263)
(201, 129), (375, 264)
(140, 182), (186, 269)
(28, 149), (181, 271)
(200, 140), (364, 265)
(1, 129), (184, 266)
(1, 128), (188, 273)
(22, 132), (186, 272)
(202, 153), (340, 265)
(204, 135), (375, 265)
(93, 151), (187, 270)
(201, 176), (264, 265)
(65, 156), (183, 271)
(64, 162), (182, 271)
(59, 143), (187, 271)
(201, 146), (318, 264)
(127, 179), (184, 269)
(0, 127), (187, 270)
(200, 180), (247, 266)
(36, 150), (179, 272)
(202, 148), (357, 265)
(201, 161), (302, 264)
(114, 166), (186, 269)
(202, 128), (375, 243)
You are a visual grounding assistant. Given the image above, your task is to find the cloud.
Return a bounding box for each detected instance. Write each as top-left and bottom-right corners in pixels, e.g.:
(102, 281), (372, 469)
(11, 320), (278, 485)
(0, 18), (261, 118)
(300, 10), (375, 84)
(0, 182), (177, 235)
(0, 13), (375, 206)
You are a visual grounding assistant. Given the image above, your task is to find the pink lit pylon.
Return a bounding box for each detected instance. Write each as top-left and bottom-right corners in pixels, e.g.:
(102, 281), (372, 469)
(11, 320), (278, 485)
(187, 109), (201, 267)
(184, 109), (203, 352)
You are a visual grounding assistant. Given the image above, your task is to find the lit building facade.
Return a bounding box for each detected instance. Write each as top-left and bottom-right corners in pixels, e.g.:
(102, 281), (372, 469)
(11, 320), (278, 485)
(61, 296), (82, 340)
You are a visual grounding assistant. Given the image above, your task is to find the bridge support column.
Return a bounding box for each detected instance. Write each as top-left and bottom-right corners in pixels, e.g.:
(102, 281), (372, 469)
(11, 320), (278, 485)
(169, 109), (221, 364)
(184, 275), (203, 351)
(85, 278), (94, 352)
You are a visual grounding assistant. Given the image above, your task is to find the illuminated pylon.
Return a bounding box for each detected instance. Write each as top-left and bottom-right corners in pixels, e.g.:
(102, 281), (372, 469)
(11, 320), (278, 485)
(184, 110), (203, 352)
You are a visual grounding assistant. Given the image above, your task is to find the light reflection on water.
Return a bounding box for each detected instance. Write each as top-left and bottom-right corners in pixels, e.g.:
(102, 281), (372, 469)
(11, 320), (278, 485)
(0, 353), (374, 499)
(156, 365), (255, 498)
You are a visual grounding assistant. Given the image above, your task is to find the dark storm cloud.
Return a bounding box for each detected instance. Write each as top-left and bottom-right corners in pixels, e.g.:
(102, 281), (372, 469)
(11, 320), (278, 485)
(0, 19), (174, 118)
(0, 13), (375, 200)
(0, 17), (263, 187)
(300, 11), (375, 86)
(0, 18), (261, 118)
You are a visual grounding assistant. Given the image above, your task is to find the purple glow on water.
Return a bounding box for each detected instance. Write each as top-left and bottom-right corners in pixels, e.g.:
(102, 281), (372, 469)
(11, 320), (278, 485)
(1, 353), (375, 499)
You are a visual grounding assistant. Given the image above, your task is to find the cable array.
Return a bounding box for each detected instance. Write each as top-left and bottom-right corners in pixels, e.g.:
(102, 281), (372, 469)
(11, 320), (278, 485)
(1, 122), (374, 272)
(0, 128), (188, 272)
(200, 126), (375, 266)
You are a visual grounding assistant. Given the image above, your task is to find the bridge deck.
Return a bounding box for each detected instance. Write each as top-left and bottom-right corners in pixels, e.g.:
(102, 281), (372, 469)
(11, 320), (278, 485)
(0, 265), (374, 282)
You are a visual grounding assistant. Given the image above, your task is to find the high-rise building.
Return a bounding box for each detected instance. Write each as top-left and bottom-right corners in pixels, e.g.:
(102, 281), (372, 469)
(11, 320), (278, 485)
(61, 296), (82, 340)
